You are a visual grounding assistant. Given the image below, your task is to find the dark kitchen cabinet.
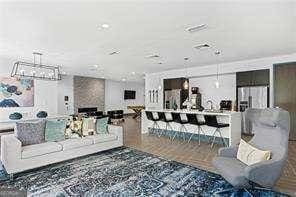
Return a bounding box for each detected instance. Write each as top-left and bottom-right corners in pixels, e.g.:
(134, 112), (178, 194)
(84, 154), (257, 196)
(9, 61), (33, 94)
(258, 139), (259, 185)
(236, 69), (269, 87)
(253, 69), (270, 86)
(164, 77), (187, 90)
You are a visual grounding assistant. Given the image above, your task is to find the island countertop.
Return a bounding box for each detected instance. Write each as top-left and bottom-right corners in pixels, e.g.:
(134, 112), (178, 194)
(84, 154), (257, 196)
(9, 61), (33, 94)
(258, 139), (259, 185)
(141, 109), (242, 146)
(144, 109), (240, 116)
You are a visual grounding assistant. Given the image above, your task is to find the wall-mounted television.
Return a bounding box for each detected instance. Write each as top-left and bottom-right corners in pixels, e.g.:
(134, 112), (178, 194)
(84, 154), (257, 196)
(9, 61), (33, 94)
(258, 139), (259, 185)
(124, 90), (136, 100)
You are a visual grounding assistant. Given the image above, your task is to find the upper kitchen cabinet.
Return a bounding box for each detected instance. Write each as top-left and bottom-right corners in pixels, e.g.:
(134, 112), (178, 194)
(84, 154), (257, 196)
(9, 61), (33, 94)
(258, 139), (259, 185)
(164, 78), (187, 90)
(236, 69), (269, 87)
(252, 69), (270, 86)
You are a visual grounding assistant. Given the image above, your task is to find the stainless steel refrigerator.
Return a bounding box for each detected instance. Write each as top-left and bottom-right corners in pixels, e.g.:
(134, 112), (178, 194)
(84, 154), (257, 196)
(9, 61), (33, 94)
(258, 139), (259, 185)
(238, 86), (269, 134)
(238, 86), (268, 111)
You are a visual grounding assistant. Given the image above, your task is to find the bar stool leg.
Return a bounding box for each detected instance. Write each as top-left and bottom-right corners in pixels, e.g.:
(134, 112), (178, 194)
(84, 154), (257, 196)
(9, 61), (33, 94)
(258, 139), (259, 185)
(197, 126), (201, 145)
(211, 129), (218, 148)
(181, 125), (186, 141)
(198, 126), (207, 145)
(187, 126), (195, 143)
(149, 122), (155, 135)
(217, 128), (228, 147)
(166, 123), (173, 139)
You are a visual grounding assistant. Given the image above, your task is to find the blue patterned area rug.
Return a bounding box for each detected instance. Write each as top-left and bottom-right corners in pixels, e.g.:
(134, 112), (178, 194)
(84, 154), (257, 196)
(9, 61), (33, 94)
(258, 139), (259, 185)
(0, 147), (289, 196)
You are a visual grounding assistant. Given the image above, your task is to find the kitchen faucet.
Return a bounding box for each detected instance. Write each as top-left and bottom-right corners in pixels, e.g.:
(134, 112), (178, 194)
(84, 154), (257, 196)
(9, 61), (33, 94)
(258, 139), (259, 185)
(207, 100), (213, 110)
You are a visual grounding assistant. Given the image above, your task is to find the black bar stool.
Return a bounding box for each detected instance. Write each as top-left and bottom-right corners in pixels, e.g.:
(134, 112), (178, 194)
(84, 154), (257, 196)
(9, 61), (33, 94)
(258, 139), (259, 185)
(171, 112), (189, 141)
(157, 112), (174, 138)
(186, 113), (206, 144)
(145, 111), (160, 135)
(204, 115), (229, 148)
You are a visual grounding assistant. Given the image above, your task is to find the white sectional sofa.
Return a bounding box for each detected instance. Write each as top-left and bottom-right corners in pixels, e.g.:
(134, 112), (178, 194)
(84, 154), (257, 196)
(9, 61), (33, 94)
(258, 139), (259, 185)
(1, 124), (123, 177)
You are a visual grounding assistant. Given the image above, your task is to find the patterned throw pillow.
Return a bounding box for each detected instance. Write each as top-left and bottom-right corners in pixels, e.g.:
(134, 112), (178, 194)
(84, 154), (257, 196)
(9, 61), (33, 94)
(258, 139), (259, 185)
(237, 139), (271, 166)
(96, 117), (109, 134)
(45, 119), (66, 142)
(15, 120), (46, 146)
(82, 118), (96, 136)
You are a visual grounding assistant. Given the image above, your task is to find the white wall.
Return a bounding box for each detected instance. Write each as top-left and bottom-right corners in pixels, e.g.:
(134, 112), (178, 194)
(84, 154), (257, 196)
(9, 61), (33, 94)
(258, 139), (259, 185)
(0, 80), (58, 121)
(105, 80), (145, 114)
(145, 53), (296, 110)
(57, 75), (74, 115)
(189, 73), (236, 109)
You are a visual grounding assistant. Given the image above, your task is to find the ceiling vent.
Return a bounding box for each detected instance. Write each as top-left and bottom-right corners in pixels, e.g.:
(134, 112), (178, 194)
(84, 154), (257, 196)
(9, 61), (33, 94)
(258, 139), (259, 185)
(109, 51), (120, 55)
(147, 54), (160, 59)
(194, 44), (210, 50)
(187, 24), (206, 33)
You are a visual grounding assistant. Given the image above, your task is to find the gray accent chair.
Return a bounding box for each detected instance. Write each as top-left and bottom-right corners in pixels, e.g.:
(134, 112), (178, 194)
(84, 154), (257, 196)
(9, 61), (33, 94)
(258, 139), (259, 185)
(212, 108), (290, 193)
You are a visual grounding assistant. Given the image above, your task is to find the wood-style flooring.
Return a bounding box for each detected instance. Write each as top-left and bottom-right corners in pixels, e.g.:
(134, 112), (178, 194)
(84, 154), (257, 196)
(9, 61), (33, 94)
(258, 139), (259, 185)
(122, 116), (296, 196)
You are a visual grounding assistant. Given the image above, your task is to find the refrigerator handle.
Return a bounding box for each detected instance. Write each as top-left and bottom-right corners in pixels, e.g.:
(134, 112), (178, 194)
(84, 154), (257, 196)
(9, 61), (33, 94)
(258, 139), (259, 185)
(248, 96), (252, 108)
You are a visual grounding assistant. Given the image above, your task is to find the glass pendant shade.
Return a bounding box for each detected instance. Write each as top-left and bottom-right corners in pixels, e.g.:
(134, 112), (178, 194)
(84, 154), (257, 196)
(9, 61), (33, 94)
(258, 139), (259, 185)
(183, 79), (189, 89)
(215, 80), (220, 88)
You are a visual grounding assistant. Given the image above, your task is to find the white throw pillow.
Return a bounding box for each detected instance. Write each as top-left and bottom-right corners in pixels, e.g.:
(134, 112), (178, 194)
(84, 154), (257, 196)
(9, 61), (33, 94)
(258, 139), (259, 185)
(237, 139), (271, 166)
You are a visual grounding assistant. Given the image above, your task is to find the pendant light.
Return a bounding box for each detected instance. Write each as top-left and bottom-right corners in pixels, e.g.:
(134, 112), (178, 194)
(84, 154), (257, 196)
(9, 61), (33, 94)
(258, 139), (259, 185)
(11, 52), (62, 81)
(214, 51), (221, 88)
(183, 57), (189, 90)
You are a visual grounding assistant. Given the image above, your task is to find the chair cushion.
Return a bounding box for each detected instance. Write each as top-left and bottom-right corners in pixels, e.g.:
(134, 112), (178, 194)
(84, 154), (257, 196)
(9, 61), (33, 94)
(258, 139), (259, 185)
(45, 119), (66, 142)
(15, 120), (46, 146)
(22, 142), (62, 159)
(212, 156), (249, 188)
(86, 134), (117, 144)
(57, 138), (93, 151)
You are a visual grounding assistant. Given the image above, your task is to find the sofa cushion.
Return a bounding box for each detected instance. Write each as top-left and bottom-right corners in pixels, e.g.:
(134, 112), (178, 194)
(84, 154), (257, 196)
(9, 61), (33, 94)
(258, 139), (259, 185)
(82, 118), (96, 136)
(212, 156), (249, 188)
(96, 117), (109, 134)
(87, 134), (117, 144)
(22, 142), (62, 159)
(45, 119), (66, 142)
(57, 138), (93, 151)
(15, 120), (46, 146)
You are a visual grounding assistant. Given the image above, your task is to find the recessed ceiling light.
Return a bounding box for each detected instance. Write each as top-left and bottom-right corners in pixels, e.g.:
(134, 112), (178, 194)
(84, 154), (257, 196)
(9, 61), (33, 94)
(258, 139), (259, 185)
(187, 24), (206, 33)
(215, 50), (221, 55)
(122, 78), (126, 82)
(101, 24), (110, 28)
(131, 71), (136, 75)
(93, 65), (99, 68)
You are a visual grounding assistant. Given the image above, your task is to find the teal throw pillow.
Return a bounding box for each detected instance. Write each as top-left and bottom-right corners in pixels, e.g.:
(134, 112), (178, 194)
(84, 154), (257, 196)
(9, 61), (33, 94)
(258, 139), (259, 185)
(45, 119), (66, 142)
(96, 117), (109, 134)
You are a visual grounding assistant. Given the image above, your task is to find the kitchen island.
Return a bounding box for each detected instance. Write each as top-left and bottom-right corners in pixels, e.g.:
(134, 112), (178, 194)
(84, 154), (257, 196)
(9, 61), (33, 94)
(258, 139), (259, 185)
(141, 109), (241, 146)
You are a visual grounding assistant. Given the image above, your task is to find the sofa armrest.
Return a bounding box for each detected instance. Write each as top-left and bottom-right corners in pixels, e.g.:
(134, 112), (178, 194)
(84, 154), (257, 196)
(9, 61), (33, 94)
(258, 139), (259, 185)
(1, 134), (22, 170)
(218, 146), (239, 158)
(108, 124), (123, 144)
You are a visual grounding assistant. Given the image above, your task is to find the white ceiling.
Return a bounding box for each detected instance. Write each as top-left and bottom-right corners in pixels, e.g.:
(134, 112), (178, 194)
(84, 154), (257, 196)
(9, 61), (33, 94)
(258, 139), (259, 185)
(0, 1), (295, 82)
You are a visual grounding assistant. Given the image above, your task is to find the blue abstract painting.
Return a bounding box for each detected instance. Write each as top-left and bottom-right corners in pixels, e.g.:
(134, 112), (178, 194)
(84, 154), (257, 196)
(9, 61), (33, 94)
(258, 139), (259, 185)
(0, 76), (34, 107)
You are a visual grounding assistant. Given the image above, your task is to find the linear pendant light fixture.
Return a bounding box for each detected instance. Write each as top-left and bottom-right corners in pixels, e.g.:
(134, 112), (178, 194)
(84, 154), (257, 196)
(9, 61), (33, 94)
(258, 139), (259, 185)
(11, 52), (61, 81)
(183, 57), (189, 90)
(214, 51), (221, 88)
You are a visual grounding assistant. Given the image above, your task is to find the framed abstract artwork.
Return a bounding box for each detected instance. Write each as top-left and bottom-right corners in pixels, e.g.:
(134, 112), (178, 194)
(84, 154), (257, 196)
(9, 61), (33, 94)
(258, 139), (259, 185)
(0, 76), (34, 107)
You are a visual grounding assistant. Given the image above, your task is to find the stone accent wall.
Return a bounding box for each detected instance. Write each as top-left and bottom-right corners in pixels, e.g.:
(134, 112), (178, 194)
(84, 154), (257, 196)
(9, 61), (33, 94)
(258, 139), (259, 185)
(74, 76), (105, 113)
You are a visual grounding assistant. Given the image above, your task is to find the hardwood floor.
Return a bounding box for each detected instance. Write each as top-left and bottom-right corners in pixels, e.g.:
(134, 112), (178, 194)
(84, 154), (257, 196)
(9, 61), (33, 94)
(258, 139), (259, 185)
(122, 116), (296, 196)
